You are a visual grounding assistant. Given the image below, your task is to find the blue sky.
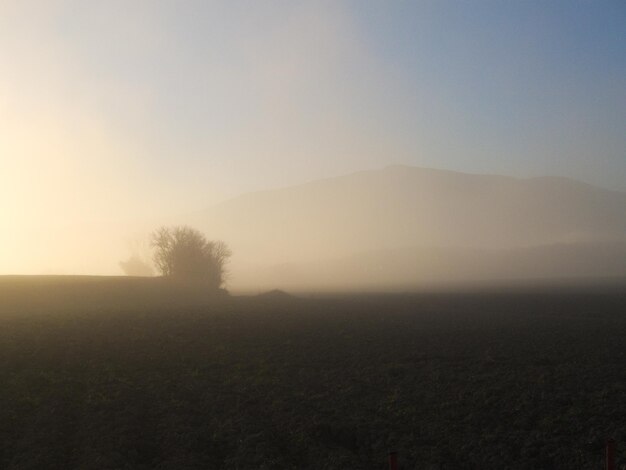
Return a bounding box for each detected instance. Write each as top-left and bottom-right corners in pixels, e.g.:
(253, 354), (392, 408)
(0, 0), (624, 272)
(6, 1), (623, 191)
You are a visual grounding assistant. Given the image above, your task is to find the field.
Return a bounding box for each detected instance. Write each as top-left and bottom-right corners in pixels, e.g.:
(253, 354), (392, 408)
(1, 277), (625, 469)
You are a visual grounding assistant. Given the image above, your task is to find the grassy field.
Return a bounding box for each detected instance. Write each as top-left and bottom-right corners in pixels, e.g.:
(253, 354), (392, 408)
(1, 276), (625, 469)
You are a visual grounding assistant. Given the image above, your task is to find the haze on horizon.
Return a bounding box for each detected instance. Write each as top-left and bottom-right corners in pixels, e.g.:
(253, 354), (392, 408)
(1, 1), (625, 284)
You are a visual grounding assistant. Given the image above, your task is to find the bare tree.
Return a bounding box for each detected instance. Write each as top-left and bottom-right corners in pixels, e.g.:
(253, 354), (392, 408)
(151, 226), (231, 289)
(206, 240), (233, 288)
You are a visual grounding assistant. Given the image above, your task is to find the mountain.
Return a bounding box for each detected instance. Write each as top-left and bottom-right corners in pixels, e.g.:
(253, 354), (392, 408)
(191, 166), (626, 291)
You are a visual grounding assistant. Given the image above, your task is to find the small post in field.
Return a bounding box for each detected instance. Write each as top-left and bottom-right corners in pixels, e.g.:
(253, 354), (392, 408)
(388, 450), (398, 470)
(606, 438), (616, 470)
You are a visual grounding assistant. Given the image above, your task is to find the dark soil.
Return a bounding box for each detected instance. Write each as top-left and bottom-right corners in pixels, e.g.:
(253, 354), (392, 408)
(1, 277), (625, 469)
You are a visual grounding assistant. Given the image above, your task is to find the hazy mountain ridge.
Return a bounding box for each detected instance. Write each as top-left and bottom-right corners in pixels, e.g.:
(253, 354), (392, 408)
(193, 166), (626, 290)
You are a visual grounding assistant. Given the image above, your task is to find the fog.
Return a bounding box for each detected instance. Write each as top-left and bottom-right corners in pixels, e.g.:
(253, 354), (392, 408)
(190, 166), (626, 291)
(1, 1), (625, 291)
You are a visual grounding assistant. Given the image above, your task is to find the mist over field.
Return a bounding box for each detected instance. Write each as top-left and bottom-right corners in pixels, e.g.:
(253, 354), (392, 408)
(190, 165), (626, 291)
(1, 1), (625, 288)
(1, 2), (626, 468)
(3, 163), (626, 291)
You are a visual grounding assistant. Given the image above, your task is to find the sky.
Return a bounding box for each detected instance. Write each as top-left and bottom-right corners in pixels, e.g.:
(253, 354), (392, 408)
(1, 0), (625, 275)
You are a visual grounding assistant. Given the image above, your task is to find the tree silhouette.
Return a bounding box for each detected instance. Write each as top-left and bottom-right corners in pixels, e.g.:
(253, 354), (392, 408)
(151, 226), (232, 289)
(119, 255), (154, 276)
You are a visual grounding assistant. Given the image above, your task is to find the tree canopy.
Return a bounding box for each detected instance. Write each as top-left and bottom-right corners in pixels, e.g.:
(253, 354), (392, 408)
(151, 226), (231, 289)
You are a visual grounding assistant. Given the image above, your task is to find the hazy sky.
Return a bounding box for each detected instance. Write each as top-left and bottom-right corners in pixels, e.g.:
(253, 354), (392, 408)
(1, 0), (625, 274)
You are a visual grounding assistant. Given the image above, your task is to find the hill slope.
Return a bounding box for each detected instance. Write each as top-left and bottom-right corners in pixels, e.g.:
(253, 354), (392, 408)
(192, 166), (626, 290)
